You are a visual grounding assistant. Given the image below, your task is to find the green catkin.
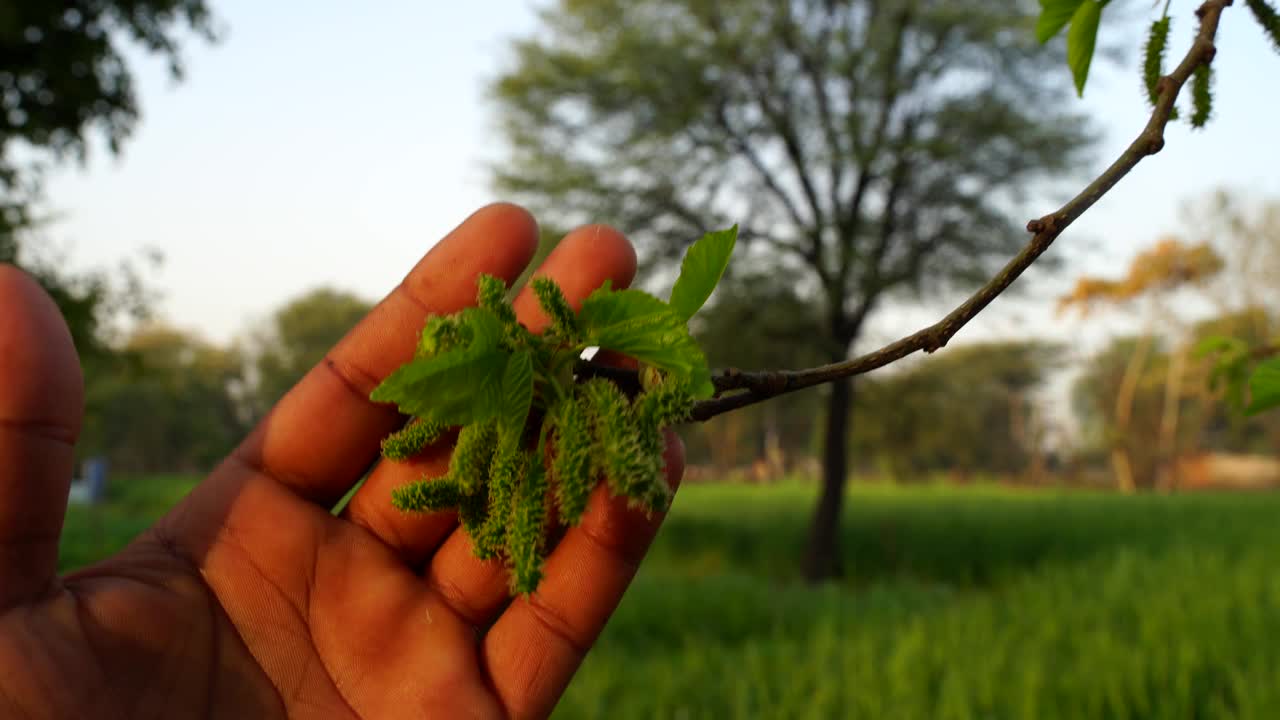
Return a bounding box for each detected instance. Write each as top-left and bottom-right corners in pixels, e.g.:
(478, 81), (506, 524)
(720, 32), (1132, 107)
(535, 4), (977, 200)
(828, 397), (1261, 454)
(477, 274), (518, 326)
(1191, 62), (1213, 128)
(581, 378), (664, 510)
(1248, 0), (1280, 52)
(380, 418), (447, 461)
(641, 376), (694, 427)
(629, 377), (693, 512)
(457, 486), (490, 538)
(473, 437), (526, 559)
(509, 454), (549, 594)
(531, 277), (581, 341)
(391, 475), (465, 513)
(549, 396), (595, 526)
(1142, 17), (1171, 107)
(449, 421), (499, 536)
(450, 421), (498, 494)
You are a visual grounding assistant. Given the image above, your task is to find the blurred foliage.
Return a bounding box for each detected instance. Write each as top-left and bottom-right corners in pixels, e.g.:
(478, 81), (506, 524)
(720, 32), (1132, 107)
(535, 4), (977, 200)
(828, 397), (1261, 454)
(244, 287), (373, 418)
(59, 473), (198, 571)
(0, 0), (216, 352)
(72, 286), (372, 473)
(1073, 310), (1280, 487)
(81, 324), (247, 473)
(1060, 233), (1225, 492)
(685, 267), (828, 471)
(1183, 190), (1280, 418)
(852, 341), (1063, 480)
(1057, 236), (1224, 315)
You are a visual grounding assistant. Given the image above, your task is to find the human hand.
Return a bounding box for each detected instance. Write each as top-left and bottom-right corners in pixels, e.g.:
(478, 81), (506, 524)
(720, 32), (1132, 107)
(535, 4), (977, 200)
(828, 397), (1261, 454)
(0, 204), (683, 719)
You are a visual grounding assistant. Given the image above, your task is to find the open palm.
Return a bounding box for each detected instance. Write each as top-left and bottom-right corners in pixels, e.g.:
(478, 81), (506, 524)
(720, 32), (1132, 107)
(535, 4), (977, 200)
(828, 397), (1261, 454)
(0, 204), (683, 719)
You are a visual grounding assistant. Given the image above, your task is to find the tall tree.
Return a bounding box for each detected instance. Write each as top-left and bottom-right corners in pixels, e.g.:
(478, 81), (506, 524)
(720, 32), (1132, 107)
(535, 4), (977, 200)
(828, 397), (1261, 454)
(492, 0), (1094, 580)
(1, 0), (216, 348)
(247, 288), (373, 418)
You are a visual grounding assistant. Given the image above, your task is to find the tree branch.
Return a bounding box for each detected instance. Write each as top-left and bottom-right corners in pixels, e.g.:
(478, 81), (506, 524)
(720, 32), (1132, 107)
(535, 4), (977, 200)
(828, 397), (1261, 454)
(578, 0), (1233, 423)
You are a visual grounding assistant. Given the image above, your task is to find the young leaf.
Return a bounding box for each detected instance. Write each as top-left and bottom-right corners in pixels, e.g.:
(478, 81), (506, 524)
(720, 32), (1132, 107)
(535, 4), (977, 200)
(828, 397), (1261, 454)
(668, 226), (737, 321)
(1246, 358), (1280, 415)
(417, 314), (467, 359)
(501, 350), (535, 435)
(1067, 0), (1105, 97)
(1037, 0), (1085, 43)
(370, 307), (510, 425)
(578, 287), (715, 395)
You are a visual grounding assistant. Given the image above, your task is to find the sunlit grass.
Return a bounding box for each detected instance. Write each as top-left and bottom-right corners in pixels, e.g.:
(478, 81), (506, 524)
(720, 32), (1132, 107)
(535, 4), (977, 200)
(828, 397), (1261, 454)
(57, 476), (1280, 717)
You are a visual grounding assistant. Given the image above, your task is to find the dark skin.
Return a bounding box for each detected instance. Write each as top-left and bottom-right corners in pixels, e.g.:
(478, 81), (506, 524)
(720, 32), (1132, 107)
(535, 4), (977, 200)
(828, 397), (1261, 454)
(0, 204), (684, 719)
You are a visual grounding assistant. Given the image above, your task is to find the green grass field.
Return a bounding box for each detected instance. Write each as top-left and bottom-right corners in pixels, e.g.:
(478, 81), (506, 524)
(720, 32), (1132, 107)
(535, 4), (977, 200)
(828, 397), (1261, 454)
(60, 477), (1280, 718)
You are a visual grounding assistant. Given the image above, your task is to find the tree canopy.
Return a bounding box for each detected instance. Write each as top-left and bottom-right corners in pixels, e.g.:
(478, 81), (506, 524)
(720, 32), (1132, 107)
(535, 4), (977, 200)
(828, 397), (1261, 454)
(493, 0), (1097, 579)
(246, 288), (373, 418)
(1, 0), (216, 349)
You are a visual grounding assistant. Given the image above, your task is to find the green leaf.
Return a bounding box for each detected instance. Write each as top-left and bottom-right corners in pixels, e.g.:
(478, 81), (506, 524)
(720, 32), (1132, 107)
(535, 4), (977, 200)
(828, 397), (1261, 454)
(501, 350), (535, 435)
(668, 226), (737, 321)
(1246, 358), (1280, 415)
(370, 307), (510, 425)
(578, 287), (715, 397)
(1037, 0), (1085, 43)
(1067, 0), (1104, 97)
(1194, 335), (1248, 359)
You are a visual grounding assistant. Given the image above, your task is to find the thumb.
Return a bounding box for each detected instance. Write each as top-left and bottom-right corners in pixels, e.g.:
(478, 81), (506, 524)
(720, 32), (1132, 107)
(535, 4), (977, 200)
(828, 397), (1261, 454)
(0, 265), (83, 608)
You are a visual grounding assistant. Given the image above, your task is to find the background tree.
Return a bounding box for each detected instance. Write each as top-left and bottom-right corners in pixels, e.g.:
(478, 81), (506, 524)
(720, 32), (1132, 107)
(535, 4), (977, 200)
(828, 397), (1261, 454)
(1, 0), (216, 350)
(492, 0), (1095, 580)
(685, 266), (827, 477)
(852, 340), (1062, 482)
(81, 324), (246, 473)
(1060, 237), (1223, 491)
(246, 288), (373, 418)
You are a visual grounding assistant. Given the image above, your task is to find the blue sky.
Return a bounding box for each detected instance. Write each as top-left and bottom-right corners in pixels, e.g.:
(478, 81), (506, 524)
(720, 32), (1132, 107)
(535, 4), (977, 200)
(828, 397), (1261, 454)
(38, 0), (1280, 349)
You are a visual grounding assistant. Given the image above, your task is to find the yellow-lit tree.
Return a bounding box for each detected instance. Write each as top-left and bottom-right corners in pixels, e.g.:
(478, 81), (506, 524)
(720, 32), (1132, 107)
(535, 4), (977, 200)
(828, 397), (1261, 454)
(1060, 238), (1223, 491)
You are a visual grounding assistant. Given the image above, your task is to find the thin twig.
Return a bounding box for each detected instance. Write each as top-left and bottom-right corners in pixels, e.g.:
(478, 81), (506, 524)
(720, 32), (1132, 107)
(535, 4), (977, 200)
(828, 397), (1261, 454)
(578, 0), (1232, 423)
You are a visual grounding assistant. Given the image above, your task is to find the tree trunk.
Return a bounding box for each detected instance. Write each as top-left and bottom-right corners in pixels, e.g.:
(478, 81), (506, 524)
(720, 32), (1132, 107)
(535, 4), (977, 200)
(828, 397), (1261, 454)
(1112, 334), (1153, 494)
(802, 370), (853, 582)
(1155, 342), (1188, 492)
